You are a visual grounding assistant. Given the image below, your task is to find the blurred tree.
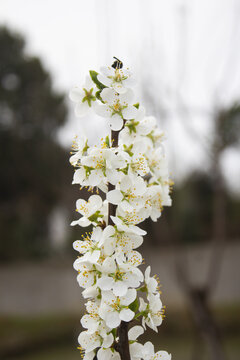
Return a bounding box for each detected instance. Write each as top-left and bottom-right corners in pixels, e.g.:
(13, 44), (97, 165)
(0, 26), (71, 261)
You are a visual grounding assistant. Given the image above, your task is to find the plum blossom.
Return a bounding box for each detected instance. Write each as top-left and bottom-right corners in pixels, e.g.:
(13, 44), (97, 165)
(70, 135), (88, 166)
(69, 61), (172, 360)
(140, 342), (171, 360)
(94, 88), (138, 131)
(81, 147), (126, 186)
(69, 76), (96, 117)
(139, 293), (164, 332)
(78, 329), (113, 353)
(71, 195), (104, 227)
(144, 266), (159, 295)
(97, 66), (135, 94)
(99, 289), (137, 328)
(97, 256), (143, 296)
(107, 175), (147, 213)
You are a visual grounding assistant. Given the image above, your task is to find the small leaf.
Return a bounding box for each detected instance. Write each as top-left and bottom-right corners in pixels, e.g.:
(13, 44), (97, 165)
(89, 70), (106, 90)
(129, 297), (139, 313)
(133, 102), (140, 109)
(111, 328), (117, 338)
(96, 90), (104, 103)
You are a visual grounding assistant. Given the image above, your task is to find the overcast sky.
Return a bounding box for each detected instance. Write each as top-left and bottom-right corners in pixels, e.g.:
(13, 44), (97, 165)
(1, 0), (240, 192)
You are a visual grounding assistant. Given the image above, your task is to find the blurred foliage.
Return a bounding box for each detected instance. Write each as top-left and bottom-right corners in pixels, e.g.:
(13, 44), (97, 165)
(0, 26), (239, 262)
(143, 170), (240, 245)
(0, 26), (72, 260)
(218, 103), (240, 150)
(1, 304), (240, 360)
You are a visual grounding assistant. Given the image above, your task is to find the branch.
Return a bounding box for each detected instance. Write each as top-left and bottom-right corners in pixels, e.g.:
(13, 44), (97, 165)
(108, 128), (131, 360)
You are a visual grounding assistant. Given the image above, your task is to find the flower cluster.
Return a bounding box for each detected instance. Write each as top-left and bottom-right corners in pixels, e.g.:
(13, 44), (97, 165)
(70, 61), (172, 360)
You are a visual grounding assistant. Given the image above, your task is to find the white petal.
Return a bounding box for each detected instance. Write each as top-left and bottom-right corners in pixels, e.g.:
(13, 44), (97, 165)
(106, 169), (120, 185)
(119, 308), (135, 322)
(129, 225), (146, 236)
(120, 176), (132, 192)
(78, 217), (92, 227)
(143, 342), (155, 357)
(119, 89), (134, 104)
(107, 189), (123, 205)
(69, 87), (84, 102)
(121, 288), (136, 306)
(81, 315), (98, 332)
(109, 114), (123, 131)
(154, 351), (172, 360)
(128, 326), (144, 341)
(70, 219), (80, 226)
(94, 102), (111, 118)
(77, 271), (94, 288)
(88, 170), (103, 187)
(102, 333), (114, 348)
(139, 297), (147, 312)
(101, 256), (117, 273)
(89, 194), (103, 210)
(88, 250), (101, 263)
(78, 332), (100, 352)
(105, 311), (121, 328)
(75, 101), (89, 117)
(127, 250), (142, 267)
(98, 348), (112, 360)
(82, 285), (98, 299)
(100, 66), (115, 77)
(97, 276), (114, 290)
(112, 82), (127, 94)
(135, 177), (146, 196)
(123, 77), (136, 87)
(85, 75), (94, 89)
(101, 88), (117, 105)
(72, 168), (86, 184)
(122, 106), (138, 120)
(97, 74), (112, 87)
(145, 266), (151, 281)
(120, 200), (133, 212)
(113, 281), (128, 296)
(130, 343), (143, 359)
(83, 351), (95, 360)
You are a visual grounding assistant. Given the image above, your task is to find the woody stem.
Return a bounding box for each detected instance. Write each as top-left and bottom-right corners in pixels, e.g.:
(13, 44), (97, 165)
(108, 128), (131, 360)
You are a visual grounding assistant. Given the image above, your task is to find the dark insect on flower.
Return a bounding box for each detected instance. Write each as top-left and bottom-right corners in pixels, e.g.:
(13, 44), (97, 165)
(112, 57), (123, 69)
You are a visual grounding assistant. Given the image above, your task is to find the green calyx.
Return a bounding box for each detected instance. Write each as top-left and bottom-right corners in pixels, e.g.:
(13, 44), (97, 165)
(126, 120), (139, 134)
(84, 165), (94, 177)
(82, 87), (96, 107)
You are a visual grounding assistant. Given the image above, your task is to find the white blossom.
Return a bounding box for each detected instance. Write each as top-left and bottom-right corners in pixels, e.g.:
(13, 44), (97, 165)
(97, 66), (135, 94)
(71, 195), (104, 227)
(94, 88), (138, 131)
(99, 289), (137, 328)
(69, 61), (172, 360)
(139, 294), (163, 332)
(140, 342), (171, 360)
(69, 76), (96, 117)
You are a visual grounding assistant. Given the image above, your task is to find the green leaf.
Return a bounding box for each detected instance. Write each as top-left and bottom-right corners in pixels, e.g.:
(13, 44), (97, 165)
(133, 102), (140, 109)
(88, 210), (103, 223)
(96, 90), (104, 102)
(111, 328), (117, 338)
(129, 297), (139, 313)
(89, 70), (106, 90)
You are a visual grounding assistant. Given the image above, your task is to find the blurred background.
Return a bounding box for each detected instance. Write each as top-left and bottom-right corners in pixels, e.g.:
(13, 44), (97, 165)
(0, 0), (240, 359)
